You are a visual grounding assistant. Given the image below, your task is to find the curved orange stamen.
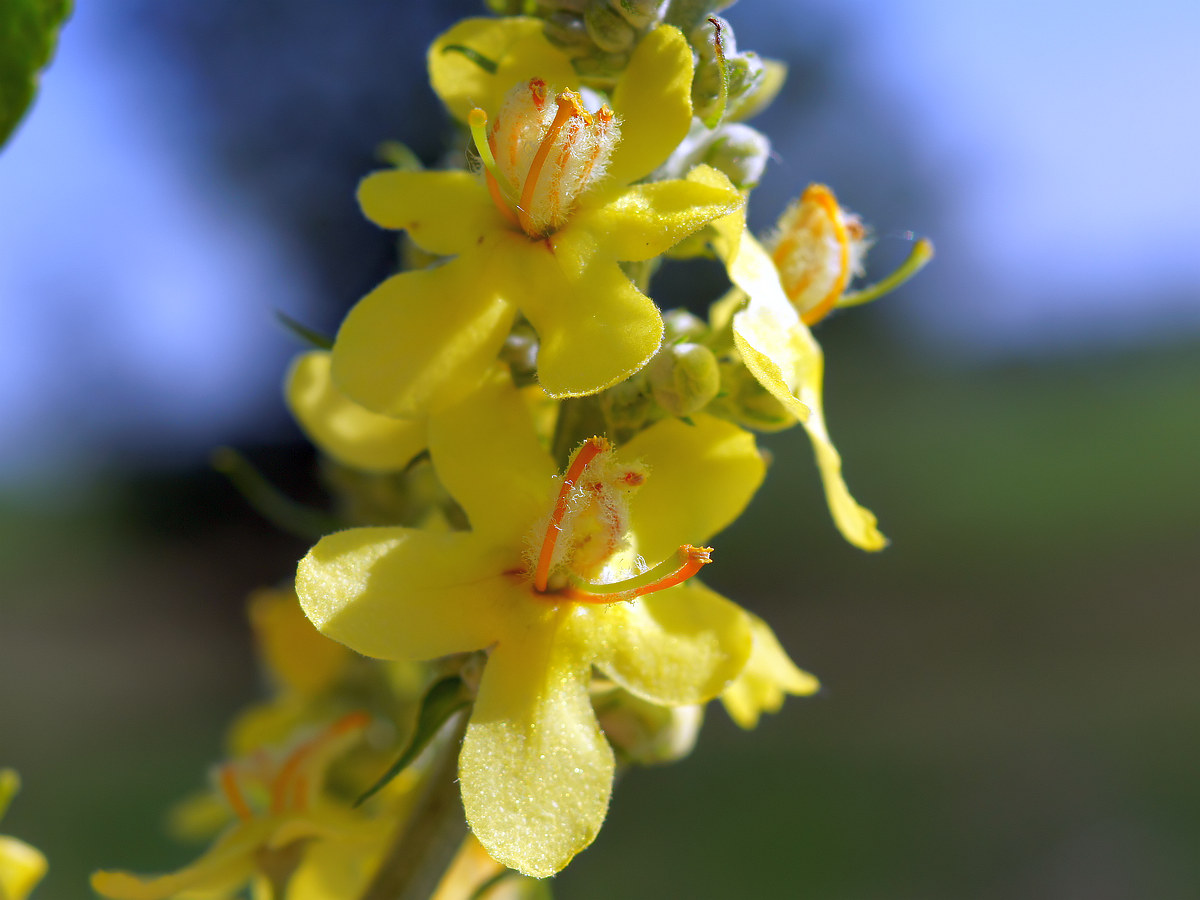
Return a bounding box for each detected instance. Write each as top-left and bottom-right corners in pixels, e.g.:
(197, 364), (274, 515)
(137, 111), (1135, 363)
(561, 545), (714, 603)
(534, 437), (609, 592)
(519, 93), (586, 237)
(629, 545), (713, 597)
(219, 765), (253, 822)
(799, 185), (850, 326)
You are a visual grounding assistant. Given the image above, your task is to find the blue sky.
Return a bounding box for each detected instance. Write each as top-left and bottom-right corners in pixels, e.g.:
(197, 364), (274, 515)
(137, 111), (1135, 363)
(1, 0), (1197, 481)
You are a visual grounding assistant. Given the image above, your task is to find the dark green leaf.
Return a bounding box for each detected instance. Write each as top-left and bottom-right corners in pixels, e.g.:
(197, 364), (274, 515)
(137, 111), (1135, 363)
(356, 675), (471, 807)
(0, 0), (72, 148)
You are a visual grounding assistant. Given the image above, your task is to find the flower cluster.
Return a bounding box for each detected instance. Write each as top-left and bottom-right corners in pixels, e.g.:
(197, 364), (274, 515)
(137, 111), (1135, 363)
(94, 2), (929, 897)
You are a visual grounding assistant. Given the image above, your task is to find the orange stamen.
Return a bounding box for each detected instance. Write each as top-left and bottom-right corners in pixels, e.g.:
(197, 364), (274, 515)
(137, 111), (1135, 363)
(629, 545), (713, 597)
(519, 93), (586, 237)
(562, 544), (714, 603)
(219, 765), (253, 822)
(534, 437), (610, 592)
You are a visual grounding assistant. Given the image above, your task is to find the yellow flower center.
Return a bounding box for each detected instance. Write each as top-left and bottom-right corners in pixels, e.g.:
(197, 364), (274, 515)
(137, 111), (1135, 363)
(527, 437), (712, 603)
(469, 79), (621, 239)
(768, 183), (867, 326)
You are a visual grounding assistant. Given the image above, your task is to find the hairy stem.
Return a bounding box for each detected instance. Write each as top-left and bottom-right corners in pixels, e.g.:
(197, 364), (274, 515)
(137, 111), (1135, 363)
(359, 716), (469, 900)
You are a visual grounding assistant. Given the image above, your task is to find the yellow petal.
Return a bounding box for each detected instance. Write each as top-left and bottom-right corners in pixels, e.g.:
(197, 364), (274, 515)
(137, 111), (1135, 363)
(460, 611), (612, 878)
(790, 341), (889, 552)
(428, 369), (556, 545)
(589, 581), (752, 705)
(711, 203), (887, 552)
(580, 166), (743, 263)
(331, 255), (516, 418)
(91, 823), (268, 900)
(296, 527), (511, 661)
(607, 25), (694, 187)
(429, 18), (577, 123)
(247, 586), (351, 698)
(0, 836), (47, 900)
(357, 170), (500, 258)
(286, 351), (426, 473)
(621, 414), (765, 565)
(721, 613), (819, 729)
(502, 242), (662, 398)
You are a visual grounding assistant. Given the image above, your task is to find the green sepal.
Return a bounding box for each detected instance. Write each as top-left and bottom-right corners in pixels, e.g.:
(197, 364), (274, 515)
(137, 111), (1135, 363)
(441, 44), (498, 75)
(700, 16), (730, 129)
(211, 446), (343, 539)
(0, 0), (71, 147)
(355, 675), (472, 807)
(275, 311), (333, 350)
(376, 140), (424, 171)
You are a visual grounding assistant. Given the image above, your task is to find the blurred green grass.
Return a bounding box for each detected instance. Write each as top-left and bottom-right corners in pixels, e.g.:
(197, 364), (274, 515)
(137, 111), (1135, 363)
(2, 335), (1197, 898)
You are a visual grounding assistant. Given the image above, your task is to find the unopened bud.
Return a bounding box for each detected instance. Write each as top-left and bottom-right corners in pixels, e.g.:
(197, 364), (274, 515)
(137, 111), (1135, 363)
(702, 122), (770, 188)
(647, 342), (721, 417)
(596, 689), (704, 765)
(501, 320), (540, 385)
(662, 308), (709, 343)
(712, 360), (797, 432)
(607, 0), (669, 29)
(599, 371), (653, 436)
(585, 3), (637, 52)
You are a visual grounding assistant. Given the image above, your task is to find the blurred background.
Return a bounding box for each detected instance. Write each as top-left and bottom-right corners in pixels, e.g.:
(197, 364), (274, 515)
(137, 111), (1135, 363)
(2, 0), (1198, 897)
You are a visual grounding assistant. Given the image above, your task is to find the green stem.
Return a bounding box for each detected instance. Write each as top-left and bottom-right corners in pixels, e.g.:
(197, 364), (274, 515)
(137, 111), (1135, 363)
(359, 715), (469, 900)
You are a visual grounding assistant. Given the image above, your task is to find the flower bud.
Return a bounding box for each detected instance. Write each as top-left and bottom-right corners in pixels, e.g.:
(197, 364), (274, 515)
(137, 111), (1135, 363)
(711, 359), (797, 432)
(584, 3), (637, 52)
(662, 308), (709, 343)
(599, 371), (653, 437)
(607, 0), (669, 29)
(702, 122), (770, 188)
(647, 342), (721, 417)
(595, 689), (704, 766)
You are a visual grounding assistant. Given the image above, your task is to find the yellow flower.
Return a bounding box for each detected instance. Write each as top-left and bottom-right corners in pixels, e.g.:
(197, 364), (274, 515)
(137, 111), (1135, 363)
(0, 770), (47, 900)
(704, 174), (898, 551)
(92, 714), (385, 900)
(721, 614), (820, 729)
(297, 369), (763, 876)
(332, 19), (744, 417)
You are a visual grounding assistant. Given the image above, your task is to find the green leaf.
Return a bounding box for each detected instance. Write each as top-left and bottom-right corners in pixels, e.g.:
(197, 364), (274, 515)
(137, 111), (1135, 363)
(356, 675), (471, 807)
(0, 0), (72, 148)
(275, 310), (334, 350)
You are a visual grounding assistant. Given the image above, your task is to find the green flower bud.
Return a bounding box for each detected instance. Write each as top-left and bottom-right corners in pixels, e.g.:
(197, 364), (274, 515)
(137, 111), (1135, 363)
(584, 2), (637, 52)
(607, 0), (669, 29)
(599, 371), (654, 438)
(595, 688), (704, 766)
(711, 359), (797, 432)
(703, 122), (770, 188)
(662, 308), (709, 343)
(647, 342), (721, 417)
(544, 11), (591, 50)
(501, 320), (540, 386)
